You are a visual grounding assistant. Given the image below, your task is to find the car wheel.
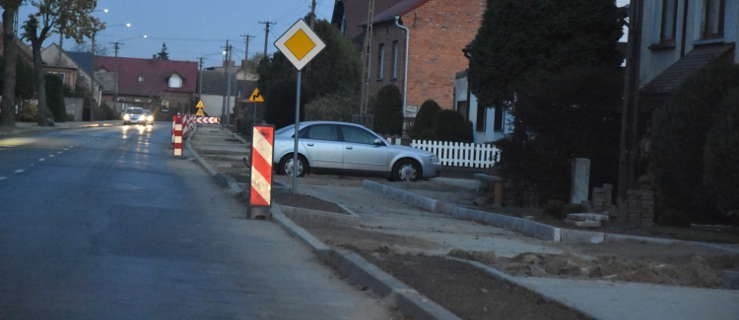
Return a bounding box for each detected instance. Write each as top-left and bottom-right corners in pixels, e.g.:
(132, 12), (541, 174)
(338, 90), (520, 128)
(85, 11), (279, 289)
(392, 159), (421, 182)
(279, 154), (308, 177)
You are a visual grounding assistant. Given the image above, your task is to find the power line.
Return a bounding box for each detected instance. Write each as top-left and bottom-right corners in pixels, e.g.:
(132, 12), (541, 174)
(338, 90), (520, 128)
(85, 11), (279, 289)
(240, 34), (255, 60)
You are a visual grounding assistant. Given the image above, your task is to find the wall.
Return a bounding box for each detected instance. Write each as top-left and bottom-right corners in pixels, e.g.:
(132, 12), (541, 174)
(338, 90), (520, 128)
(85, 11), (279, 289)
(403, 0), (486, 110)
(201, 94), (237, 117)
(454, 73), (513, 144)
(367, 23), (406, 109)
(64, 97), (84, 121)
(639, 0), (739, 88)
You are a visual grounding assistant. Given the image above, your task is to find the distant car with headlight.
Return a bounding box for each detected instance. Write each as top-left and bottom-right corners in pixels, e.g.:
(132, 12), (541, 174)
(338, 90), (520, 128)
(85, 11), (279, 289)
(122, 107), (153, 125)
(273, 121), (440, 181)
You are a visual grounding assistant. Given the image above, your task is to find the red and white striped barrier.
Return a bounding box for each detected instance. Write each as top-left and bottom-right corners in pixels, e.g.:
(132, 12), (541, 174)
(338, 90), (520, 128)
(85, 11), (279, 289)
(172, 115), (184, 157)
(250, 125), (275, 207)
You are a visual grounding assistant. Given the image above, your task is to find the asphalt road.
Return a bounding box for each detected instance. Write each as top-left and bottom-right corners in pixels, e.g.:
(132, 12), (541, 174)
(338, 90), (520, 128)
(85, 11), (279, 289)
(0, 123), (392, 320)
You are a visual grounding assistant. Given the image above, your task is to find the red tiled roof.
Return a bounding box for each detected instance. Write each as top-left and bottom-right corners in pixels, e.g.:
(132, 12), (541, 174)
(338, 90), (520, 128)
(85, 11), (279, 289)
(93, 56), (198, 97)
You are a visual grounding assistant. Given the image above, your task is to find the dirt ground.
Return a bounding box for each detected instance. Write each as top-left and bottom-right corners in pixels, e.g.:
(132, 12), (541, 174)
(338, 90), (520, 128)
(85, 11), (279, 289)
(449, 249), (738, 288)
(360, 252), (588, 320)
(273, 190), (348, 214)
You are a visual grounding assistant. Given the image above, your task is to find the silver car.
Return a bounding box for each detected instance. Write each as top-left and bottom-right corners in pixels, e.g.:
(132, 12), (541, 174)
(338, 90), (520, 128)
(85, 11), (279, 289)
(122, 107), (153, 125)
(273, 121), (440, 181)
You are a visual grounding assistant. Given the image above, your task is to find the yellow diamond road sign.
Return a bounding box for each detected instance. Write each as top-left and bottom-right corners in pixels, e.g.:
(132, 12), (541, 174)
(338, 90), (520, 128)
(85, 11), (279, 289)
(275, 19), (326, 71)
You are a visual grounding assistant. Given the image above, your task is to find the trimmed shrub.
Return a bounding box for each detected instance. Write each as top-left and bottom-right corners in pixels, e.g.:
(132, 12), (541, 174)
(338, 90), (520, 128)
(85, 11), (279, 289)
(652, 61), (739, 224)
(410, 99), (441, 139)
(433, 110), (473, 142)
(702, 90), (739, 220)
(304, 92), (357, 122)
(373, 85), (403, 135)
(45, 74), (66, 122)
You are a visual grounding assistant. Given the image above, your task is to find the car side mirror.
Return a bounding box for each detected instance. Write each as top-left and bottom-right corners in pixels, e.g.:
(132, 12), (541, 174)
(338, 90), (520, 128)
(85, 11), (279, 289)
(373, 139), (385, 147)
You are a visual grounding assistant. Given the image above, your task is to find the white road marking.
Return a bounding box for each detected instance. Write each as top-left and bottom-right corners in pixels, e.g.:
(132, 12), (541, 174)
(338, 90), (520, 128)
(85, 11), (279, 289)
(57, 151), (63, 154)
(0, 176), (7, 181)
(14, 169), (24, 174)
(49, 154), (55, 158)
(39, 158), (45, 162)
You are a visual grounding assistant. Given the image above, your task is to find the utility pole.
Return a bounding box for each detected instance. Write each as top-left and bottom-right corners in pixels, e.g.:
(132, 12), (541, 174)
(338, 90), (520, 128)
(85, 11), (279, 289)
(241, 34), (255, 62)
(113, 41), (120, 58)
(617, 0), (643, 215)
(221, 40), (233, 126)
(90, 31), (97, 121)
(114, 41), (121, 112)
(310, 0), (317, 28)
(198, 57), (204, 98)
(359, 0), (375, 126)
(258, 21), (276, 58)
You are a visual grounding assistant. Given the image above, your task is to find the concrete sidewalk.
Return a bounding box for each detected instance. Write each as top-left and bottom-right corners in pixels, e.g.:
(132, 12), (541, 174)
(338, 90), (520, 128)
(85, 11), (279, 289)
(516, 277), (739, 320)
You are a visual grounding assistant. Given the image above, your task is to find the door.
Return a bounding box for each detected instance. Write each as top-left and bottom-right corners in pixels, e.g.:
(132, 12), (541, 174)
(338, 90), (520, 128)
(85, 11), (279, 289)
(340, 125), (390, 172)
(300, 124), (343, 169)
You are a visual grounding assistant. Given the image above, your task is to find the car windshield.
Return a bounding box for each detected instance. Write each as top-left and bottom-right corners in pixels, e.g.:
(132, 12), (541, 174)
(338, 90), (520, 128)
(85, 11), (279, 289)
(127, 109), (143, 114)
(275, 124), (295, 136)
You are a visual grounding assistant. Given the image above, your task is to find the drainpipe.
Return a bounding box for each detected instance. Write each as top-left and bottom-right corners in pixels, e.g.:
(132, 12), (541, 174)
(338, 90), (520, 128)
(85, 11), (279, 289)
(394, 16), (410, 143)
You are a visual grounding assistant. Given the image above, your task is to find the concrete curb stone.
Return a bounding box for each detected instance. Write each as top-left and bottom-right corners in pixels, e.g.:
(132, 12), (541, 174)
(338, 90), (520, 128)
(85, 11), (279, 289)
(279, 205), (361, 228)
(362, 179), (739, 253)
(269, 204), (462, 320)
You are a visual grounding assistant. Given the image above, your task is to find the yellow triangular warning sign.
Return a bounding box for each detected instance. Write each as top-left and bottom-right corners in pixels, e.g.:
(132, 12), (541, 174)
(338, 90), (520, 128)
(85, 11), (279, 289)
(248, 88), (265, 103)
(195, 100), (205, 109)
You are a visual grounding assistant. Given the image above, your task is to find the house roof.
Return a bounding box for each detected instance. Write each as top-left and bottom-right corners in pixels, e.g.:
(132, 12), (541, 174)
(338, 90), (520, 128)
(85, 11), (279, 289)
(66, 51), (94, 75)
(332, 0), (405, 38)
(642, 43), (735, 95)
(201, 69), (237, 96)
(373, 0), (430, 24)
(94, 56), (198, 97)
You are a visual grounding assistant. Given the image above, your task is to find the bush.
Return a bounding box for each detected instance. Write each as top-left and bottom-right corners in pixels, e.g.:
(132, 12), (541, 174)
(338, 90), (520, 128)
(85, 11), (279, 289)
(304, 92), (357, 122)
(702, 90), (739, 220)
(17, 101), (38, 122)
(433, 110), (473, 142)
(652, 61), (739, 224)
(372, 85), (403, 135)
(45, 74), (66, 122)
(410, 99), (441, 139)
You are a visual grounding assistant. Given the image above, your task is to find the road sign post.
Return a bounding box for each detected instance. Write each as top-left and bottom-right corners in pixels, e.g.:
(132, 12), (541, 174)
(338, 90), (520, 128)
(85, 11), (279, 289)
(248, 88), (265, 125)
(274, 19), (326, 194)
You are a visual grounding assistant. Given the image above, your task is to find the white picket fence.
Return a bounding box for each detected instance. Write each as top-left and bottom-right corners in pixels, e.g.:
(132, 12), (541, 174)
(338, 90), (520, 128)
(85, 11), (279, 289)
(387, 138), (502, 168)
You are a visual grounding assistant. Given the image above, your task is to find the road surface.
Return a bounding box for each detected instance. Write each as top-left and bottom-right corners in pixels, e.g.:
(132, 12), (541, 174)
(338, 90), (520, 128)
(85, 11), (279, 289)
(0, 124), (392, 319)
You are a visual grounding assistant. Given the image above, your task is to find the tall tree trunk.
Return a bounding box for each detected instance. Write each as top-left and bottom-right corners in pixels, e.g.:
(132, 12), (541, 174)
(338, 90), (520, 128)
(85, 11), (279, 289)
(32, 40), (49, 126)
(1, 6), (18, 128)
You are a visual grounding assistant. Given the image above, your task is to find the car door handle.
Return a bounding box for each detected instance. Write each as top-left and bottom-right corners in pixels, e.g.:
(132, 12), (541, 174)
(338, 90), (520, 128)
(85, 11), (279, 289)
(345, 146), (353, 150)
(307, 143), (315, 147)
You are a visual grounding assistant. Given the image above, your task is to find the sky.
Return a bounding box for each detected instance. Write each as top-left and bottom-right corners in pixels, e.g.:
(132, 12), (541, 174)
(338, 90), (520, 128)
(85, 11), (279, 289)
(19, 0), (334, 67)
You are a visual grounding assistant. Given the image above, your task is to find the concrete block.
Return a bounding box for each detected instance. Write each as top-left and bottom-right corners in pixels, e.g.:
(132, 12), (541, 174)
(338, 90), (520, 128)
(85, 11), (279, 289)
(570, 158), (590, 204)
(271, 205), (331, 253)
(323, 249), (408, 298)
(560, 228), (605, 244)
(392, 290), (462, 320)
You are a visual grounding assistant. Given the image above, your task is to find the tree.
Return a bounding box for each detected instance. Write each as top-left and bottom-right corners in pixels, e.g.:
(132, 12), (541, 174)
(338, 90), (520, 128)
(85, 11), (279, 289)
(22, 0), (101, 126)
(465, 0), (624, 205)
(0, 0), (23, 128)
(410, 100), (441, 139)
(156, 42), (169, 60)
(372, 85), (403, 135)
(467, 0), (624, 107)
(304, 92), (357, 122)
(652, 61), (739, 225)
(433, 110), (472, 142)
(258, 18), (361, 127)
(703, 90), (739, 224)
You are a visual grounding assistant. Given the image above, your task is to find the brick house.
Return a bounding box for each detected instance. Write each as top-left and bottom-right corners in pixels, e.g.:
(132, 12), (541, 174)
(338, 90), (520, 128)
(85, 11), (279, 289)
(332, 0), (486, 115)
(93, 56), (198, 115)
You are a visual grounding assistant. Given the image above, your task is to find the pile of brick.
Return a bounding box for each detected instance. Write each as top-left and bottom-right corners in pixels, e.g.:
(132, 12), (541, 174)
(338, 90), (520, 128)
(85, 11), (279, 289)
(626, 188), (656, 227)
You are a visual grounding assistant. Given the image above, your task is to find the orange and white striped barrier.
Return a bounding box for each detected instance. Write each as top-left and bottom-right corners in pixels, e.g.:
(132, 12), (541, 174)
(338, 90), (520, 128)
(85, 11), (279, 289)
(250, 125), (275, 208)
(172, 115), (184, 157)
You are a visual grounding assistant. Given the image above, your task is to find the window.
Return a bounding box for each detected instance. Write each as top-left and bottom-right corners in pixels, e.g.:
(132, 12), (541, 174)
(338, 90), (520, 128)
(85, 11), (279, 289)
(137, 75), (144, 84)
(168, 74), (183, 88)
(302, 125), (338, 141)
(341, 125), (378, 145)
(703, 0), (725, 39)
(494, 107), (504, 132)
(391, 41), (399, 80)
(475, 107), (486, 132)
(660, 0), (678, 44)
(377, 43), (385, 80)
